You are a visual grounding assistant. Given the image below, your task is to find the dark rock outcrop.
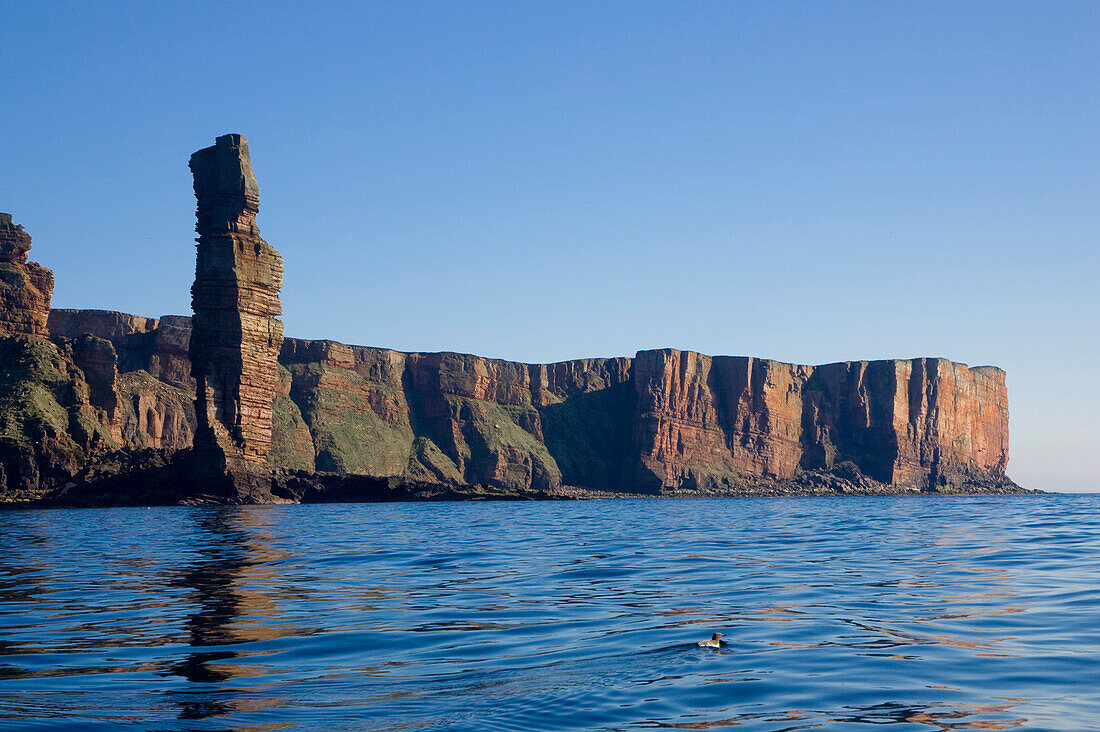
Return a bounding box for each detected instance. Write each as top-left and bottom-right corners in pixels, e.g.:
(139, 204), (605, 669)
(188, 134), (284, 490)
(0, 334), (116, 499)
(0, 214), (53, 337)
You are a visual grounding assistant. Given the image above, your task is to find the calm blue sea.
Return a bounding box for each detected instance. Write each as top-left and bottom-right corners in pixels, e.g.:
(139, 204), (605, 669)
(1, 495), (1099, 731)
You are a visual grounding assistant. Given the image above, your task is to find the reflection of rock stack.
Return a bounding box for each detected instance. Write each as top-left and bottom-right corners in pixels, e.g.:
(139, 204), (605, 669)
(168, 510), (287, 719)
(0, 213), (53, 337)
(188, 135), (284, 497)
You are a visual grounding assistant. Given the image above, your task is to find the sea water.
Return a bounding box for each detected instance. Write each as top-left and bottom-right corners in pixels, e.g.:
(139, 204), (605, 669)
(1, 495), (1098, 730)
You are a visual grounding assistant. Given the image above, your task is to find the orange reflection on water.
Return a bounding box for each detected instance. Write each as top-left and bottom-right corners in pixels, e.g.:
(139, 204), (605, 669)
(904, 704), (1027, 730)
(661, 700), (1029, 730)
(168, 508), (301, 722)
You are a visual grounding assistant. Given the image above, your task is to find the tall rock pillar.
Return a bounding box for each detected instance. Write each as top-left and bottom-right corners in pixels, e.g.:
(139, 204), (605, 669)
(0, 214), (54, 337)
(188, 134), (284, 492)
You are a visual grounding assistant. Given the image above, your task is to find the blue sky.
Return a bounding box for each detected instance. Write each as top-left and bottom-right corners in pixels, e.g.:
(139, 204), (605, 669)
(1, 1), (1097, 491)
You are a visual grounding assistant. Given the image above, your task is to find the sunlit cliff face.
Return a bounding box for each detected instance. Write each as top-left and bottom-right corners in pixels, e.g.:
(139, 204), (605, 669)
(0, 214), (53, 338)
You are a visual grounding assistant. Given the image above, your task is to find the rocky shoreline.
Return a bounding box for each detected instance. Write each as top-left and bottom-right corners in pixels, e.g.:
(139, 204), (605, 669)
(0, 447), (1034, 510)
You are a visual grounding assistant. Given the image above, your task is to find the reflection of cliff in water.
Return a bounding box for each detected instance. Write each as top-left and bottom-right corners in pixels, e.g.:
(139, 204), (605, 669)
(165, 507), (290, 721)
(661, 700), (1027, 730)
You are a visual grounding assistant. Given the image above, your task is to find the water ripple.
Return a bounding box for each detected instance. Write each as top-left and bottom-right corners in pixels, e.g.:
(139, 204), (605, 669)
(1, 495), (1099, 730)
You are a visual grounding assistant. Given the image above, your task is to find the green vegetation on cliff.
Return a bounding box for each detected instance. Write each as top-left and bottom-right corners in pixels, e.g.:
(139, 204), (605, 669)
(0, 334), (115, 496)
(445, 395), (561, 490)
(270, 393), (316, 472)
(285, 363), (414, 475)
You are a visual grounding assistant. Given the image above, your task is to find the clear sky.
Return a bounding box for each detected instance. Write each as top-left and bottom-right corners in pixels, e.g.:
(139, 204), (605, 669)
(1, 1), (1097, 491)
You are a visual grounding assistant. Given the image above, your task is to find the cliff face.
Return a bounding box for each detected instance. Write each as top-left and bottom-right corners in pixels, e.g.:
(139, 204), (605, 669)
(48, 310), (196, 452)
(34, 310), (1011, 495)
(48, 310), (192, 389)
(0, 333), (117, 498)
(278, 339), (633, 491)
(0, 140), (1019, 501)
(277, 344), (1010, 492)
(632, 350), (1009, 491)
(0, 219), (120, 498)
(188, 134), (284, 473)
(0, 214), (53, 337)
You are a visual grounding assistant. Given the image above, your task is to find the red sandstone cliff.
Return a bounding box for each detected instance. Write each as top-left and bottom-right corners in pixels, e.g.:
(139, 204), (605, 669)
(0, 214), (53, 337)
(48, 309), (196, 452)
(38, 308), (1013, 494)
(0, 220), (124, 498)
(631, 349), (1009, 491)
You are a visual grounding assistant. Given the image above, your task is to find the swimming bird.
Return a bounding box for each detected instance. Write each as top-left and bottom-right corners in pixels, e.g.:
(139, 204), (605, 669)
(697, 632), (726, 648)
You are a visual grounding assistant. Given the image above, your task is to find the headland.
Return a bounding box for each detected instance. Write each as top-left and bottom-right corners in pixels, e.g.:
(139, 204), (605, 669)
(0, 136), (1028, 506)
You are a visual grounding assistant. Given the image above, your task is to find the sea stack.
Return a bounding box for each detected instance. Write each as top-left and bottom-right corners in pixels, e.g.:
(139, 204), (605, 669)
(188, 134), (284, 497)
(0, 214), (54, 337)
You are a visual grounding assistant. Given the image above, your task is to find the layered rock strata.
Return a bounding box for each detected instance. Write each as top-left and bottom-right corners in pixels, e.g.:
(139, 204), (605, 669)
(48, 309), (195, 452)
(34, 309), (1015, 497)
(0, 216), (115, 498)
(49, 310), (193, 388)
(631, 349), (1009, 492)
(0, 141), (1015, 502)
(0, 214), (53, 337)
(187, 134), (284, 487)
(278, 339), (634, 491)
(278, 343), (1009, 493)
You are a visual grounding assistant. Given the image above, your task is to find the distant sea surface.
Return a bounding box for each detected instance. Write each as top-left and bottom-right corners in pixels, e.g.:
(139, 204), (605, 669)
(1, 495), (1099, 731)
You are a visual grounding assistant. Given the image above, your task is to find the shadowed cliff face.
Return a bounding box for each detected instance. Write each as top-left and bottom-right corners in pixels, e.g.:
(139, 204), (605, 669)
(0, 219), (118, 498)
(278, 340), (633, 491)
(188, 134), (284, 472)
(33, 310), (1012, 495)
(48, 310), (196, 453)
(0, 334), (117, 497)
